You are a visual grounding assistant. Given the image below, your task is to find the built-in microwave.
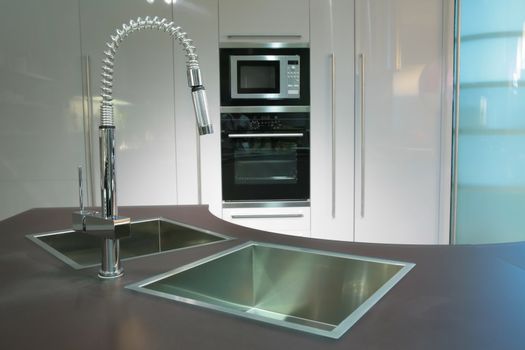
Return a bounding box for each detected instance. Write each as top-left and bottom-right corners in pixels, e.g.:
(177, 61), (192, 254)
(220, 47), (310, 106)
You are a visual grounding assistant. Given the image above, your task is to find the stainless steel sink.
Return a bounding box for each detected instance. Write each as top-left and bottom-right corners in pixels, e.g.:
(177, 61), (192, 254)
(127, 241), (415, 339)
(27, 218), (229, 269)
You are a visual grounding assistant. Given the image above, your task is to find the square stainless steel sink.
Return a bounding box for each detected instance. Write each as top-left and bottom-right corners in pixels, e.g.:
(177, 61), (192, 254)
(127, 241), (415, 339)
(27, 218), (230, 269)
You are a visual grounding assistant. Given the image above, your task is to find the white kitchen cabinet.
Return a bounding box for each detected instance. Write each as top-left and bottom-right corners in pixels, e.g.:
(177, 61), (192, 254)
(78, 0), (220, 214)
(222, 206), (311, 237)
(353, 0), (448, 244)
(0, 0), (85, 221)
(310, 0), (450, 244)
(218, 0), (310, 43)
(310, 0), (355, 241)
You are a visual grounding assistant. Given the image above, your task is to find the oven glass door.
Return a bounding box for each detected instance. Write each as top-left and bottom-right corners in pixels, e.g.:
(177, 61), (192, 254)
(222, 112), (310, 201)
(234, 136), (298, 185)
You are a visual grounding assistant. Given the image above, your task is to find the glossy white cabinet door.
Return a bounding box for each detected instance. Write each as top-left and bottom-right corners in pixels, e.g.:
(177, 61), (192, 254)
(218, 0), (309, 43)
(0, 0), (85, 221)
(310, 0), (355, 241)
(354, 0), (445, 244)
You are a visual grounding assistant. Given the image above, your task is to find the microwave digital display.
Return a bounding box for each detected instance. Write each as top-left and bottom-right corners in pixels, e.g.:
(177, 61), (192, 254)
(237, 61), (279, 93)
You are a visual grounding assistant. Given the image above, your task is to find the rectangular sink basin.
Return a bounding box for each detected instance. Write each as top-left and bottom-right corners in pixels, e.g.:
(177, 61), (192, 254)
(127, 241), (415, 339)
(27, 218), (229, 269)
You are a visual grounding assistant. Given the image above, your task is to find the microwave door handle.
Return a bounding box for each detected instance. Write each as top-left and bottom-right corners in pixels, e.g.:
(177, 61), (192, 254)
(227, 133), (304, 138)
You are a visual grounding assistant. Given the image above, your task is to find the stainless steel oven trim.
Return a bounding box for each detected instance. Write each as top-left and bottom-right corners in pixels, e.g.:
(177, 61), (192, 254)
(230, 55), (300, 99)
(223, 200), (310, 208)
(221, 106), (310, 113)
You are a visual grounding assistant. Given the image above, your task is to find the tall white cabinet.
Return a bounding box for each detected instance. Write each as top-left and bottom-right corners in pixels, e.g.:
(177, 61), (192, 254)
(354, 0), (448, 244)
(311, 0), (450, 244)
(218, 0), (312, 237)
(310, 0), (355, 242)
(0, 0), (85, 221)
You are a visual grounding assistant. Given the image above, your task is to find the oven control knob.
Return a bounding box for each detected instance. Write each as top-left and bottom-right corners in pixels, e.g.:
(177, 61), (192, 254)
(250, 120), (260, 130)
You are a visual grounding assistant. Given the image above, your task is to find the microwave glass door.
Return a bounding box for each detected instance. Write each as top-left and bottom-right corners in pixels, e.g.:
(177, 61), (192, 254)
(237, 61), (280, 94)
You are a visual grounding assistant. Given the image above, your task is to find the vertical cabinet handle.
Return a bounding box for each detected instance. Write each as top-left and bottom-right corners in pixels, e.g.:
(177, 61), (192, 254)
(450, 0), (463, 244)
(331, 53), (336, 218)
(358, 53), (366, 218)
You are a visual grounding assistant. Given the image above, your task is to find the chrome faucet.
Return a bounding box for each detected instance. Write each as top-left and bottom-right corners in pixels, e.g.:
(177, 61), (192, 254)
(73, 16), (213, 279)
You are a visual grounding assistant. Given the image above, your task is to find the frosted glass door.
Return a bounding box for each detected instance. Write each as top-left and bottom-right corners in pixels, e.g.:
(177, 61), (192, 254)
(455, 0), (525, 243)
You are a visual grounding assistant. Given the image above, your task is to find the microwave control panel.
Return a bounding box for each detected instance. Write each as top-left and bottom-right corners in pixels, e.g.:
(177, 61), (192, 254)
(286, 57), (300, 97)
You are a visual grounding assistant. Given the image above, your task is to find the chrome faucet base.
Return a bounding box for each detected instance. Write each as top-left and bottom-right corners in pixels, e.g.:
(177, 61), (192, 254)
(98, 237), (123, 279)
(98, 268), (124, 279)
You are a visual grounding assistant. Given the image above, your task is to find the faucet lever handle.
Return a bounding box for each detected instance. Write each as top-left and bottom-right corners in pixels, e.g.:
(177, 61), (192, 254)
(78, 166), (85, 213)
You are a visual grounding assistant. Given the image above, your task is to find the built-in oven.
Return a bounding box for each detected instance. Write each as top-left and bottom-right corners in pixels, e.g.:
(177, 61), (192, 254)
(220, 47), (309, 106)
(221, 107), (310, 202)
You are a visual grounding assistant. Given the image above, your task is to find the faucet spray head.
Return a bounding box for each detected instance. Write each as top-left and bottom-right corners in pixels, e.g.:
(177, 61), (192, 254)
(192, 86), (213, 135)
(187, 66), (213, 135)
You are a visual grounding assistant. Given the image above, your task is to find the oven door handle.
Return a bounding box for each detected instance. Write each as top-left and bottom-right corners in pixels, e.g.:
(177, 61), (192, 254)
(227, 133), (304, 138)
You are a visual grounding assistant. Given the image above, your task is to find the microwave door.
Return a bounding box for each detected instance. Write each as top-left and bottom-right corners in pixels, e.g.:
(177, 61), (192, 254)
(231, 56), (281, 99)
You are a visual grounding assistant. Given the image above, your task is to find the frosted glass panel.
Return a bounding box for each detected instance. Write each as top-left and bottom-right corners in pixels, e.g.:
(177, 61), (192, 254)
(460, 38), (522, 83)
(461, 0), (525, 36)
(456, 0), (525, 244)
(458, 135), (525, 187)
(459, 87), (525, 130)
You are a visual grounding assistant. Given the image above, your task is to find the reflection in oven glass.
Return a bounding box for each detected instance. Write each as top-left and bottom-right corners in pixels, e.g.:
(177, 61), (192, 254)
(234, 141), (298, 185)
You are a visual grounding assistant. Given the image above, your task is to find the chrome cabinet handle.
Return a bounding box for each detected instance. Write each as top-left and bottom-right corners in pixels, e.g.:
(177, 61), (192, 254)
(231, 214), (304, 219)
(226, 34), (302, 39)
(450, 0), (463, 244)
(228, 133), (304, 138)
(358, 53), (366, 218)
(331, 53), (336, 218)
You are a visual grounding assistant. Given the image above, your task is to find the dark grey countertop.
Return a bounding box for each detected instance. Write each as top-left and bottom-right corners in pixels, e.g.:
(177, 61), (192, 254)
(1, 205), (525, 349)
